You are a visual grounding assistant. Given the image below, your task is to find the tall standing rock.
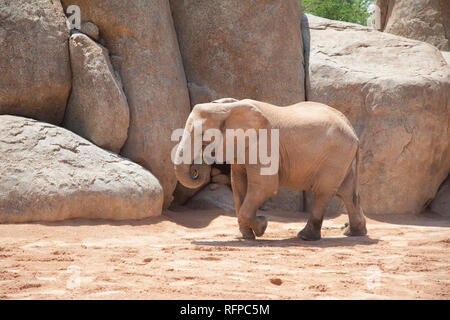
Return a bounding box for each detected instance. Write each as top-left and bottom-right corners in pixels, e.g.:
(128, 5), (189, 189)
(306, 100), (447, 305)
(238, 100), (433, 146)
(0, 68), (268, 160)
(375, 0), (450, 51)
(61, 0), (191, 207)
(0, 0), (71, 124)
(303, 14), (450, 215)
(170, 0), (305, 107)
(63, 33), (130, 154)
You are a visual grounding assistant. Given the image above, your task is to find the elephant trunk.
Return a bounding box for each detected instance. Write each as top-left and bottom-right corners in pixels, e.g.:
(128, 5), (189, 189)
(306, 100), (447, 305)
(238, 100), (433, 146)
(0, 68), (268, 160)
(174, 162), (211, 189)
(174, 127), (211, 189)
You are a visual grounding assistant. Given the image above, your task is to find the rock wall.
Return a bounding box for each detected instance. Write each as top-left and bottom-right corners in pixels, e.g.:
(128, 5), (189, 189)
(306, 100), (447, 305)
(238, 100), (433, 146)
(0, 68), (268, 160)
(0, 1), (448, 221)
(303, 14), (450, 215)
(170, 0), (305, 107)
(0, 0), (71, 124)
(61, 0), (191, 208)
(375, 0), (450, 51)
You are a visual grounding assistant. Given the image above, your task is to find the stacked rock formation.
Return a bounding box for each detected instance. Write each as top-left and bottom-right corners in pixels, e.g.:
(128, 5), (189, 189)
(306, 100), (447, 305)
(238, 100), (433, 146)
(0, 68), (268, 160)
(0, 0), (449, 222)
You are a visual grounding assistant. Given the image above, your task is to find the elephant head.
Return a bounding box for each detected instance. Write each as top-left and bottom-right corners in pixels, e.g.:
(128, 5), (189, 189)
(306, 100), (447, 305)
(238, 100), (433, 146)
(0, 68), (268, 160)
(173, 99), (270, 189)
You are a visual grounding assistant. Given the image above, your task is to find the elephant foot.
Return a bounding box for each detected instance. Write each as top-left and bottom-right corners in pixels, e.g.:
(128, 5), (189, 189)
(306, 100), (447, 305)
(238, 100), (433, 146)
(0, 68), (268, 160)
(239, 226), (256, 240)
(342, 223), (367, 237)
(298, 225), (321, 241)
(252, 216), (268, 237)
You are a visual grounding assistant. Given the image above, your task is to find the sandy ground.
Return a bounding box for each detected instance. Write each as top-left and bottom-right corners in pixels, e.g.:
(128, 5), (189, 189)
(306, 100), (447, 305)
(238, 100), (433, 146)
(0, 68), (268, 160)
(0, 208), (449, 300)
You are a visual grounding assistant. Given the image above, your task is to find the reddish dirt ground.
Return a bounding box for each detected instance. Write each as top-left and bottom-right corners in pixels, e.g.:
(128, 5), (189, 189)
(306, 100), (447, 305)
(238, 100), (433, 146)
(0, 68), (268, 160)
(0, 208), (449, 299)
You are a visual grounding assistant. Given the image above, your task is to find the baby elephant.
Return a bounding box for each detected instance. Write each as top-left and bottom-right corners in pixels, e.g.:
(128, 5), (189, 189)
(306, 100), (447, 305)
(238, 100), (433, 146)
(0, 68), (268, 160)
(174, 98), (367, 240)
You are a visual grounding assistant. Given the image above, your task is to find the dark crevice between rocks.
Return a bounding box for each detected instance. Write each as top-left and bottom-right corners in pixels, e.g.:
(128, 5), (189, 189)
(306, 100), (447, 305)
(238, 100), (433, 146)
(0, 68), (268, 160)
(301, 13), (311, 103)
(426, 173), (450, 216)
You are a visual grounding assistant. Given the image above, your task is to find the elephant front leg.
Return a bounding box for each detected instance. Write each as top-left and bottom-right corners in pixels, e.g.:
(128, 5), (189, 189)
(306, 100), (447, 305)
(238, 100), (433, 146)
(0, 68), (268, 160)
(239, 167), (278, 239)
(237, 193), (270, 239)
(231, 165), (255, 239)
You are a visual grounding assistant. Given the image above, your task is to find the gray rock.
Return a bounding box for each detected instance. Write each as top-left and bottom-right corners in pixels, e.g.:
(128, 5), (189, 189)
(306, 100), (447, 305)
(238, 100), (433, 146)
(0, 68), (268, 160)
(80, 22), (100, 40)
(375, 0), (450, 51)
(262, 188), (304, 212)
(303, 14), (450, 215)
(186, 184), (235, 211)
(262, 189), (345, 215)
(0, 0), (71, 124)
(170, 0), (305, 107)
(171, 179), (210, 206)
(61, 0), (191, 208)
(0, 116), (163, 223)
(63, 33), (129, 154)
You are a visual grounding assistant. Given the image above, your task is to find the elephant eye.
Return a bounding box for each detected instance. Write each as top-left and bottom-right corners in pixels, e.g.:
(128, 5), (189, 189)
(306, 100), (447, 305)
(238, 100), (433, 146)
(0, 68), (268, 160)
(190, 168), (199, 180)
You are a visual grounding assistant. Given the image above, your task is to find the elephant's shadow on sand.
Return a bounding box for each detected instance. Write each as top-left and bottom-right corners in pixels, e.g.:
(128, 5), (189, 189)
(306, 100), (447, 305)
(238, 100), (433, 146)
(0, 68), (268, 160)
(165, 206), (450, 248)
(192, 236), (380, 249)
(164, 208), (380, 248)
(165, 206), (343, 229)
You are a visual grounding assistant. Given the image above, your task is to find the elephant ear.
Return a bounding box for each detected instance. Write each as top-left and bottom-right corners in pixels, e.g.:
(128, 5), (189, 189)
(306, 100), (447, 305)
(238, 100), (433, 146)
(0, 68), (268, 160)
(222, 102), (270, 131)
(195, 101), (273, 168)
(221, 102), (273, 168)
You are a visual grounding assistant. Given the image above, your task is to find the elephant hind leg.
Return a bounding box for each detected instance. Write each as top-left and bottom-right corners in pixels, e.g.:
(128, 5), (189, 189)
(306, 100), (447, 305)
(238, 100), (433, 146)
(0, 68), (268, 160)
(336, 168), (367, 236)
(298, 190), (335, 241)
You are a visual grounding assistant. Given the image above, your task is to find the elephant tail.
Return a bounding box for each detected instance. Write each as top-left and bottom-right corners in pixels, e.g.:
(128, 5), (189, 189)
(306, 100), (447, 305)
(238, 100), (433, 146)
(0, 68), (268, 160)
(353, 144), (360, 207)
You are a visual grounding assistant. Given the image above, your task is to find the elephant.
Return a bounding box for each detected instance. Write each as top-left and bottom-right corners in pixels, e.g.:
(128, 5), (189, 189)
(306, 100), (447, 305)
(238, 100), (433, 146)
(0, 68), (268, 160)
(173, 98), (367, 241)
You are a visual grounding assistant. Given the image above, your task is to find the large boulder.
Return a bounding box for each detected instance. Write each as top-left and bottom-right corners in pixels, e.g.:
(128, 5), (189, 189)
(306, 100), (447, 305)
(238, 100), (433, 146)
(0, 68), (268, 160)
(0, 0), (71, 124)
(63, 33), (130, 154)
(261, 188), (304, 212)
(170, 0), (305, 107)
(185, 184), (235, 211)
(302, 14), (450, 215)
(171, 180), (211, 207)
(261, 189), (345, 215)
(375, 0), (450, 51)
(0, 115), (163, 223)
(61, 0), (191, 207)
